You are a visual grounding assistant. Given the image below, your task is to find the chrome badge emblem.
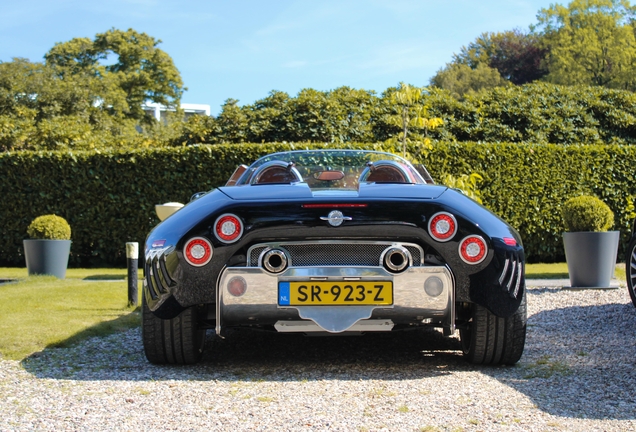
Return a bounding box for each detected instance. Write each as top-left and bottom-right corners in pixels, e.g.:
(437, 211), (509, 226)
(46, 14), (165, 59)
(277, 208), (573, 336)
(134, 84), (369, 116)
(320, 210), (352, 227)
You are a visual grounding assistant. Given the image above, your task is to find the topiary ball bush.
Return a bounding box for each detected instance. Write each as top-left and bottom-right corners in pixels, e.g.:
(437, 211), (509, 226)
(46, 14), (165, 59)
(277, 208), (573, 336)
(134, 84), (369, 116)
(562, 195), (614, 232)
(27, 214), (72, 240)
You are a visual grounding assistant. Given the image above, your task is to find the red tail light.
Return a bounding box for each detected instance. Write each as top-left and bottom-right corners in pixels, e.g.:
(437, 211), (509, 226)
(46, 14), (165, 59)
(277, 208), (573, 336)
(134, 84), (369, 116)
(184, 237), (213, 267)
(214, 213), (243, 243)
(459, 235), (487, 264)
(428, 212), (457, 242)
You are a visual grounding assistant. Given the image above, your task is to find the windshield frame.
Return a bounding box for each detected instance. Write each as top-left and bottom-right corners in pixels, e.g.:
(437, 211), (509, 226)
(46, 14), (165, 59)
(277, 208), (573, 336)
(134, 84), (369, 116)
(234, 149), (427, 190)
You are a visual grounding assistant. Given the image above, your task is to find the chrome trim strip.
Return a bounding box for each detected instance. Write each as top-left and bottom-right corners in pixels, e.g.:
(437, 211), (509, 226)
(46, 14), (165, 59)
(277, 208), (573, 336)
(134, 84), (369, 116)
(215, 269), (223, 338)
(506, 260), (517, 291)
(498, 257), (510, 285)
(275, 319), (394, 333)
(513, 262), (523, 298)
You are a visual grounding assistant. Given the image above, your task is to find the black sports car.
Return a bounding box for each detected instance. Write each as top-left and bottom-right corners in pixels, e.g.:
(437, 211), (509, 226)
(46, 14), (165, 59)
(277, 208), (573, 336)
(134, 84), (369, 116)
(143, 149), (527, 365)
(626, 218), (636, 307)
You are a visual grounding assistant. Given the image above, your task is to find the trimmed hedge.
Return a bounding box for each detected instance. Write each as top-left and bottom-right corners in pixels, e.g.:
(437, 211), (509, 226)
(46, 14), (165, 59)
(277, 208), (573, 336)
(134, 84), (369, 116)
(419, 142), (636, 261)
(1, 142), (635, 266)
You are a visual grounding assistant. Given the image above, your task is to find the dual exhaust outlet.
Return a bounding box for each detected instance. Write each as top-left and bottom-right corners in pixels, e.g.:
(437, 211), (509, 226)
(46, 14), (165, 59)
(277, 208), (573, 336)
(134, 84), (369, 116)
(261, 245), (411, 274)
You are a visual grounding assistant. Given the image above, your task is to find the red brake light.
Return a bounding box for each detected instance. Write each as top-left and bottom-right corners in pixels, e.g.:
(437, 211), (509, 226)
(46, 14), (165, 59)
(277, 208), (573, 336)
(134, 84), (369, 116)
(184, 237), (213, 267)
(302, 204), (368, 208)
(428, 212), (457, 242)
(459, 235), (487, 264)
(214, 214), (243, 243)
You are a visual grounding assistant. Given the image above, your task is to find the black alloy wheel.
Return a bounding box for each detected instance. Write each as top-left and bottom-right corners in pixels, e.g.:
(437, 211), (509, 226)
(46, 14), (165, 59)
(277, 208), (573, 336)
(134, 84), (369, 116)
(459, 291), (527, 365)
(142, 290), (206, 364)
(626, 237), (636, 308)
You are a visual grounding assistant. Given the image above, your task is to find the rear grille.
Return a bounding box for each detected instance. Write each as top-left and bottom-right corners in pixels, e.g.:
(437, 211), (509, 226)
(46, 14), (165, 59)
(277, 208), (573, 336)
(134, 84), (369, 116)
(498, 252), (523, 298)
(145, 247), (176, 299)
(248, 241), (423, 267)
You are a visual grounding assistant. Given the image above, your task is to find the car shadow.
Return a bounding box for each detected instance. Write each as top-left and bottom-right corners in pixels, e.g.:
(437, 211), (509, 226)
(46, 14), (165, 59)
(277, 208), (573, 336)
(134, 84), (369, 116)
(20, 324), (470, 382)
(18, 297), (636, 421)
(484, 297), (636, 421)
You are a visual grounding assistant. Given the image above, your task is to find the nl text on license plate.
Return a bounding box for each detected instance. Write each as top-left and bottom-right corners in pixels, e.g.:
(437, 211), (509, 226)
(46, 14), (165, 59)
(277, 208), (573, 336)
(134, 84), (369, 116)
(278, 281), (393, 306)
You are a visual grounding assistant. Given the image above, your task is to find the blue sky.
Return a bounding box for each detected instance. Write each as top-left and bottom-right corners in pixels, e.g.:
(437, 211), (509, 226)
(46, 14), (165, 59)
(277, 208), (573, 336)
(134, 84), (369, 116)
(1, 0), (554, 115)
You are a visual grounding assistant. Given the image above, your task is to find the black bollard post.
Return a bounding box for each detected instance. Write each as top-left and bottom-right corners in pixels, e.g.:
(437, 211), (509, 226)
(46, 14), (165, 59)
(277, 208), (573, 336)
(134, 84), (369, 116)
(126, 242), (139, 306)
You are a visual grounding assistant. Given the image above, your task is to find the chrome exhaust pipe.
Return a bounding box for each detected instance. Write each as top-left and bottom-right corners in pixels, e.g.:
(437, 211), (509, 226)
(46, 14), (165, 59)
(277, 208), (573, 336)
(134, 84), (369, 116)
(382, 246), (411, 273)
(262, 249), (288, 273)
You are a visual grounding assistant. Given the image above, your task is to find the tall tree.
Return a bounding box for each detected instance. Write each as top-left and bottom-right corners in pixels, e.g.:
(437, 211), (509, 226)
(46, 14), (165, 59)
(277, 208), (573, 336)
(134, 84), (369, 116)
(215, 99), (248, 143)
(429, 62), (511, 99)
(0, 58), (138, 151)
(45, 28), (185, 122)
(383, 83), (443, 155)
(453, 29), (548, 85)
(245, 90), (293, 142)
(536, 0), (636, 89)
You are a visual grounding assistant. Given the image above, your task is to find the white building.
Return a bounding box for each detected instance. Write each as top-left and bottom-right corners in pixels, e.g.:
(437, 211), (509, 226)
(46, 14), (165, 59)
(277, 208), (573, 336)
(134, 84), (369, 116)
(143, 102), (211, 121)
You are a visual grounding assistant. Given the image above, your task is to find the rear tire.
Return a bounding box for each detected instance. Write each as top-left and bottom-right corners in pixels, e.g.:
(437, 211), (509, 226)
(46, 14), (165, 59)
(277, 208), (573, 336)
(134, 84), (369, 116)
(459, 291), (527, 365)
(142, 291), (206, 364)
(626, 237), (636, 308)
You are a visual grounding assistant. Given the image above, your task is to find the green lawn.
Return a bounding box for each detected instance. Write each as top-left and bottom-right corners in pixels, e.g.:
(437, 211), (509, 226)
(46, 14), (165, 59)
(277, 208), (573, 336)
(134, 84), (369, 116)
(0, 268), (142, 360)
(0, 263), (627, 361)
(525, 262), (626, 281)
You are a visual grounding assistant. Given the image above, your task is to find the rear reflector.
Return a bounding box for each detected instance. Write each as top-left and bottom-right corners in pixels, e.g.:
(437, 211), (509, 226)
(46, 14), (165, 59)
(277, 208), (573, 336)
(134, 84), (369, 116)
(227, 276), (247, 297)
(503, 237), (517, 246)
(151, 240), (166, 248)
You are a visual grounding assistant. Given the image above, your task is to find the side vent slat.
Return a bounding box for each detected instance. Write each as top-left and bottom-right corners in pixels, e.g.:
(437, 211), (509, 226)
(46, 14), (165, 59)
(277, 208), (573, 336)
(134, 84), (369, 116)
(506, 261), (517, 292)
(498, 257), (510, 285)
(497, 252), (523, 299)
(145, 248), (175, 298)
(512, 262), (523, 298)
(145, 259), (159, 299)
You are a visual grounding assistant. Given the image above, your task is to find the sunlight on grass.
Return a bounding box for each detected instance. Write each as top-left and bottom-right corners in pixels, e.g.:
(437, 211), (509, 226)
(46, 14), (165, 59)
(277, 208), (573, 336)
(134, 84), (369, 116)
(526, 262), (626, 280)
(0, 269), (142, 360)
(525, 263), (570, 279)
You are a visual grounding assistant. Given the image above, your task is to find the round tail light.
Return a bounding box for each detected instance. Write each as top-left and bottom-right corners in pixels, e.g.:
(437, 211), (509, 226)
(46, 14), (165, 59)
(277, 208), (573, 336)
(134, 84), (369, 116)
(184, 237), (213, 267)
(214, 214), (243, 243)
(459, 235), (487, 264)
(428, 212), (457, 242)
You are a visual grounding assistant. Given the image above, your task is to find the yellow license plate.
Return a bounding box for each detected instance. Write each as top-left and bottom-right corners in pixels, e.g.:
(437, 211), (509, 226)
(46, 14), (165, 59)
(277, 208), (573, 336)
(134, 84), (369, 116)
(278, 281), (393, 306)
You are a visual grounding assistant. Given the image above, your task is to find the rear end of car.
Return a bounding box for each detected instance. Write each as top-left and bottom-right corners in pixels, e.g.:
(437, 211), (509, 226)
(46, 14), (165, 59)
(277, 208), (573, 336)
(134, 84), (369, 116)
(142, 150), (527, 365)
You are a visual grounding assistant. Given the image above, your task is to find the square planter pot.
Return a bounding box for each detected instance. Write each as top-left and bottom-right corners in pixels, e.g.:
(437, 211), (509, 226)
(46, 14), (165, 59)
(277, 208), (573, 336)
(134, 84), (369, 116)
(23, 239), (72, 279)
(562, 231), (620, 288)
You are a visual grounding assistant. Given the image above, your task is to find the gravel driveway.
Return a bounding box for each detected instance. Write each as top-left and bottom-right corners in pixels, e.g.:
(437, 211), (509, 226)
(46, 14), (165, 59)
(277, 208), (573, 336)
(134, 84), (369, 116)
(1, 283), (635, 431)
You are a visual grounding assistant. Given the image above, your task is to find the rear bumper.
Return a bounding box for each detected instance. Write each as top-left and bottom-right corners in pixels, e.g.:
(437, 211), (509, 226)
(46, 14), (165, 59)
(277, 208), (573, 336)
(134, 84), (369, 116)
(217, 265), (454, 335)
